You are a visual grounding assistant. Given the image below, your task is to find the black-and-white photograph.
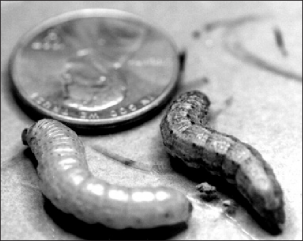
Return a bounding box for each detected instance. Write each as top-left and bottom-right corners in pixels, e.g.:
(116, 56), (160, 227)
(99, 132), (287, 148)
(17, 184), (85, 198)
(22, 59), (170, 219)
(1, 1), (302, 240)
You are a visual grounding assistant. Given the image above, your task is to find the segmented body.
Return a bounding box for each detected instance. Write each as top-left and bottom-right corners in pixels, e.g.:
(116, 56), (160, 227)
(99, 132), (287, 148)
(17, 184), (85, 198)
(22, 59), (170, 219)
(22, 119), (192, 229)
(160, 90), (285, 232)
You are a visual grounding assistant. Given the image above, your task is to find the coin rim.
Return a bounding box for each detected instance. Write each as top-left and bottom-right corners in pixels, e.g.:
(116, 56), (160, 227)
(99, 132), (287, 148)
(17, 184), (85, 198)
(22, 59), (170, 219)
(10, 8), (180, 128)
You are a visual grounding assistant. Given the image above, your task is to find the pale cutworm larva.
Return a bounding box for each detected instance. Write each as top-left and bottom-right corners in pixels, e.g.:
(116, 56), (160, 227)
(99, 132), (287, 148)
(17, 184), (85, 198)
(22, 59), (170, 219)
(22, 119), (192, 229)
(160, 90), (285, 233)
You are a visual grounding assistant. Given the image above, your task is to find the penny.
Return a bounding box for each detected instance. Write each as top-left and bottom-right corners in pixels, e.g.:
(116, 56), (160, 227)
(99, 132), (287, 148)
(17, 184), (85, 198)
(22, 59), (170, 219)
(10, 9), (180, 128)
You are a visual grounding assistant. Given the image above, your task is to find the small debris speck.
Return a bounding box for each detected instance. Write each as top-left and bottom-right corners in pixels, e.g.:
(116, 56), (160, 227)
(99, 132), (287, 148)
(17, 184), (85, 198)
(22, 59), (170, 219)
(192, 30), (201, 39)
(196, 182), (219, 202)
(222, 199), (238, 216)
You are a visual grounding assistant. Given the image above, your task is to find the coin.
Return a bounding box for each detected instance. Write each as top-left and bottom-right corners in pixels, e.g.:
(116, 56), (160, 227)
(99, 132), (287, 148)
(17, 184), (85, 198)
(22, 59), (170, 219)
(10, 9), (181, 129)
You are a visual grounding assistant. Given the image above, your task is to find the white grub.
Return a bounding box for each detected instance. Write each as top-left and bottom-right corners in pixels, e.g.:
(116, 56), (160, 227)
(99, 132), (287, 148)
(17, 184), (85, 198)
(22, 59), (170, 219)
(22, 119), (192, 229)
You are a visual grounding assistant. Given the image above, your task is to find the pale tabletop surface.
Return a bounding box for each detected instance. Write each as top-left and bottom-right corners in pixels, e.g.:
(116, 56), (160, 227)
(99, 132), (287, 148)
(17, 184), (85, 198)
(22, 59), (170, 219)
(1, 1), (302, 240)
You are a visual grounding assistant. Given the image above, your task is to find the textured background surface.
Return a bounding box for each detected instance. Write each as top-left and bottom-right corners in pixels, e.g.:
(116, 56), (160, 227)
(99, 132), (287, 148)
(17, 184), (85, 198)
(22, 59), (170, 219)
(1, 1), (302, 240)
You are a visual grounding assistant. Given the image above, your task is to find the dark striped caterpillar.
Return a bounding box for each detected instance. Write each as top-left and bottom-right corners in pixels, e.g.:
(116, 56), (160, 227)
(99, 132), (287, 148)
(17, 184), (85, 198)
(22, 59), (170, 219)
(160, 90), (285, 233)
(22, 119), (192, 229)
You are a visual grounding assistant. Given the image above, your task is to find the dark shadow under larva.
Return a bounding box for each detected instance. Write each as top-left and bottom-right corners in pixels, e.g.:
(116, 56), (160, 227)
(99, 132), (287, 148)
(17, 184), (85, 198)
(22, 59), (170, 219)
(22, 119), (192, 230)
(160, 90), (285, 234)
